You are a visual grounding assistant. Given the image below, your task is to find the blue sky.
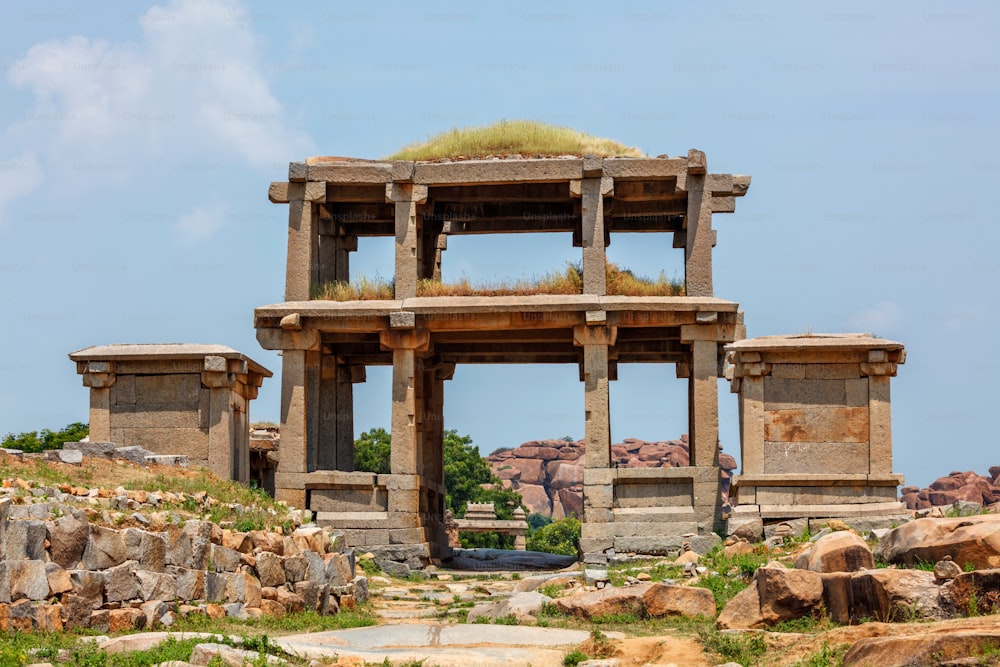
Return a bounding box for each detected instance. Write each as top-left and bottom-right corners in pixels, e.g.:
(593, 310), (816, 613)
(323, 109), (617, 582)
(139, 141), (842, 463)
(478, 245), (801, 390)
(1, 1), (997, 489)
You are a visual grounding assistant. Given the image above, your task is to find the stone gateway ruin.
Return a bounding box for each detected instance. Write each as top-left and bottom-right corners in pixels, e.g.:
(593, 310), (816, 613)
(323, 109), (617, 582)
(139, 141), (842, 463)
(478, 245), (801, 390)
(71, 145), (908, 563)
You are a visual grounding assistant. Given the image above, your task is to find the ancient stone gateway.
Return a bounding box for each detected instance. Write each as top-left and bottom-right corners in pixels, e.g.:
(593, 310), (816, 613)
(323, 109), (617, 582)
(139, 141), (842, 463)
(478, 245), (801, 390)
(69, 344), (272, 483)
(256, 151), (751, 561)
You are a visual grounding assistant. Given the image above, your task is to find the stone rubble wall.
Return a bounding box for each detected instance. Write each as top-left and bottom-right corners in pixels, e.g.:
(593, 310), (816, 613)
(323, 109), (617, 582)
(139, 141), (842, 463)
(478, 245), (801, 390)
(0, 489), (365, 632)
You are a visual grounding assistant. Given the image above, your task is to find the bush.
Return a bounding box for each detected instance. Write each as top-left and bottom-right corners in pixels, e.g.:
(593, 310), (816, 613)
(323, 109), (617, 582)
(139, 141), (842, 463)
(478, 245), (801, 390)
(527, 517), (580, 556)
(354, 428), (391, 474)
(2, 422), (89, 453)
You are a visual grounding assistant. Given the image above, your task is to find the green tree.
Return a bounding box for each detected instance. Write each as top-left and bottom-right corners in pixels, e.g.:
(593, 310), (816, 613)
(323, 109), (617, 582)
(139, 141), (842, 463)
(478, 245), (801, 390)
(353, 427), (391, 474)
(526, 517), (581, 556)
(2, 422), (89, 453)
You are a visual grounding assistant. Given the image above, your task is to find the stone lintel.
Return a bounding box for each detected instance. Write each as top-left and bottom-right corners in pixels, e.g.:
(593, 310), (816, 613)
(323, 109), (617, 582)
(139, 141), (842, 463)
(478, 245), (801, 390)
(732, 473), (904, 487)
(680, 322), (736, 343)
(413, 158), (584, 185)
(256, 327), (321, 351)
(70, 345), (272, 379)
(307, 162), (394, 184)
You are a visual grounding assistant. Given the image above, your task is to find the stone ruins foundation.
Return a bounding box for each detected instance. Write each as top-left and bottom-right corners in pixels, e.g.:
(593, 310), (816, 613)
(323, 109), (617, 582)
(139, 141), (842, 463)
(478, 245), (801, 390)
(256, 151), (754, 561)
(69, 344), (271, 484)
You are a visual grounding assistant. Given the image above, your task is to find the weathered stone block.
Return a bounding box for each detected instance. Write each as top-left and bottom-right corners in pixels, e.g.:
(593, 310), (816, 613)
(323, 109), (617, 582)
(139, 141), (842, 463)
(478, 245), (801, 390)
(210, 544), (241, 572)
(255, 551), (285, 588)
(69, 570), (104, 607)
(170, 567), (204, 601)
(764, 407), (869, 443)
(47, 513), (89, 569)
(6, 520), (47, 560)
(103, 561), (138, 603)
(82, 525), (127, 570)
(125, 528), (167, 572)
(136, 570), (176, 601)
(8, 560), (49, 601)
(45, 562), (73, 597)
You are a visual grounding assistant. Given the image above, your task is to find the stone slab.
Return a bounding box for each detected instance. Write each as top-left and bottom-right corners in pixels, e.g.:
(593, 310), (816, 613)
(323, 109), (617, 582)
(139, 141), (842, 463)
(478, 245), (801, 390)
(761, 441), (870, 475)
(275, 624), (593, 667)
(764, 406), (869, 443)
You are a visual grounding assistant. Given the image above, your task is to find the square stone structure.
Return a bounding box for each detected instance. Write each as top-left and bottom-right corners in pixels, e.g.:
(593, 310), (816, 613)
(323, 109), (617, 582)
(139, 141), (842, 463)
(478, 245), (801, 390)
(726, 334), (907, 523)
(69, 344), (272, 483)
(257, 151), (751, 559)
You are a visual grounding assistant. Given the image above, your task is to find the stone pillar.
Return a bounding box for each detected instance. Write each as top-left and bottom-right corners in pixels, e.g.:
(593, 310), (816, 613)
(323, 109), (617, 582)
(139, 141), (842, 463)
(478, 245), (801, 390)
(285, 182), (325, 301)
(380, 329), (431, 475)
(574, 323), (616, 468)
(318, 232), (356, 286)
(81, 362), (115, 442)
(684, 173), (714, 297)
(276, 350), (308, 507)
(581, 177), (612, 296)
(689, 339), (720, 468)
(317, 356), (355, 472)
(863, 351), (895, 475)
(420, 216), (446, 281)
(731, 352), (771, 475)
(391, 184), (428, 299)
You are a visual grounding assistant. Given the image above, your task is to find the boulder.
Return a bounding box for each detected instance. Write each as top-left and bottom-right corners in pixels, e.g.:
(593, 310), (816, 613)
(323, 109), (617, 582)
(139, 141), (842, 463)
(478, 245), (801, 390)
(849, 568), (946, 622)
(794, 531), (874, 573)
(546, 461), (583, 489)
(874, 515), (1000, 570)
(517, 484), (552, 516)
(641, 583), (716, 618)
(717, 562), (823, 629)
(554, 584), (649, 619)
(842, 629), (1000, 667)
(467, 591), (551, 624)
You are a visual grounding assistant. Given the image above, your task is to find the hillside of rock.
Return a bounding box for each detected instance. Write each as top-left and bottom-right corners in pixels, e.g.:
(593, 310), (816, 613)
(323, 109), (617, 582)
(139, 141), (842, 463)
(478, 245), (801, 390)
(900, 466), (1000, 511)
(487, 435), (738, 518)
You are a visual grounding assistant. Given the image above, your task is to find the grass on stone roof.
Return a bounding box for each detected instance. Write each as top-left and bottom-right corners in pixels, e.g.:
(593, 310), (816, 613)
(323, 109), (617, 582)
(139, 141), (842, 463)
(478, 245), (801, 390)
(311, 263), (683, 300)
(386, 120), (645, 161)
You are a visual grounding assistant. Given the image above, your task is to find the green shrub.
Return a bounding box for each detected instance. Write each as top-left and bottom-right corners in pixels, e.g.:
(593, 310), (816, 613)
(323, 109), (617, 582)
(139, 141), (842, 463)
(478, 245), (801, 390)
(2, 422), (89, 453)
(526, 517), (581, 556)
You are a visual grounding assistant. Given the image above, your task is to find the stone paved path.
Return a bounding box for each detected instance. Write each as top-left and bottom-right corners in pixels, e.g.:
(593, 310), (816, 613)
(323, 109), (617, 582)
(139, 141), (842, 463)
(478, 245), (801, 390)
(274, 623), (592, 666)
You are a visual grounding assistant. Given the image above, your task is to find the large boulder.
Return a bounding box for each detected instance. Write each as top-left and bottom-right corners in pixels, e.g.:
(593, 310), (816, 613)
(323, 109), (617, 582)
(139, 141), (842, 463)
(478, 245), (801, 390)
(554, 584), (649, 620)
(467, 591), (552, 624)
(849, 568), (946, 622)
(717, 562), (823, 629)
(47, 514), (90, 569)
(842, 627), (1000, 667)
(874, 515), (1000, 570)
(795, 531), (875, 573)
(641, 583), (716, 618)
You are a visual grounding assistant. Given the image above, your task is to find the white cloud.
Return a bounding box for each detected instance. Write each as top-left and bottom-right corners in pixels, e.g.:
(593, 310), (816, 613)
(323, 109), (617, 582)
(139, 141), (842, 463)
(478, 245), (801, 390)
(2, 0), (312, 220)
(845, 301), (903, 336)
(0, 152), (43, 227)
(174, 201), (228, 244)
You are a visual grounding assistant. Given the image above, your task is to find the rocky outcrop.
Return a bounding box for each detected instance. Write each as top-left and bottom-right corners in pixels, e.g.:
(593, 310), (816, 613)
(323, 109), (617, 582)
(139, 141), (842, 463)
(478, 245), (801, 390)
(900, 467), (1000, 511)
(717, 562), (824, 629)
(554, 581), (715, 620)
(488, 435), (738, 517)
(842, 625), (1000, 667)
(874, 514), (1000, 570)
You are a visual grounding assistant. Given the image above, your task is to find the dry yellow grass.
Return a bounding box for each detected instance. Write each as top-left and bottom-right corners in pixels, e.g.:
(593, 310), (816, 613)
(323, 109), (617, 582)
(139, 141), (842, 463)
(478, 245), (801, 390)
(386, 120), (644, 161)
(311, 264), (682, 300)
